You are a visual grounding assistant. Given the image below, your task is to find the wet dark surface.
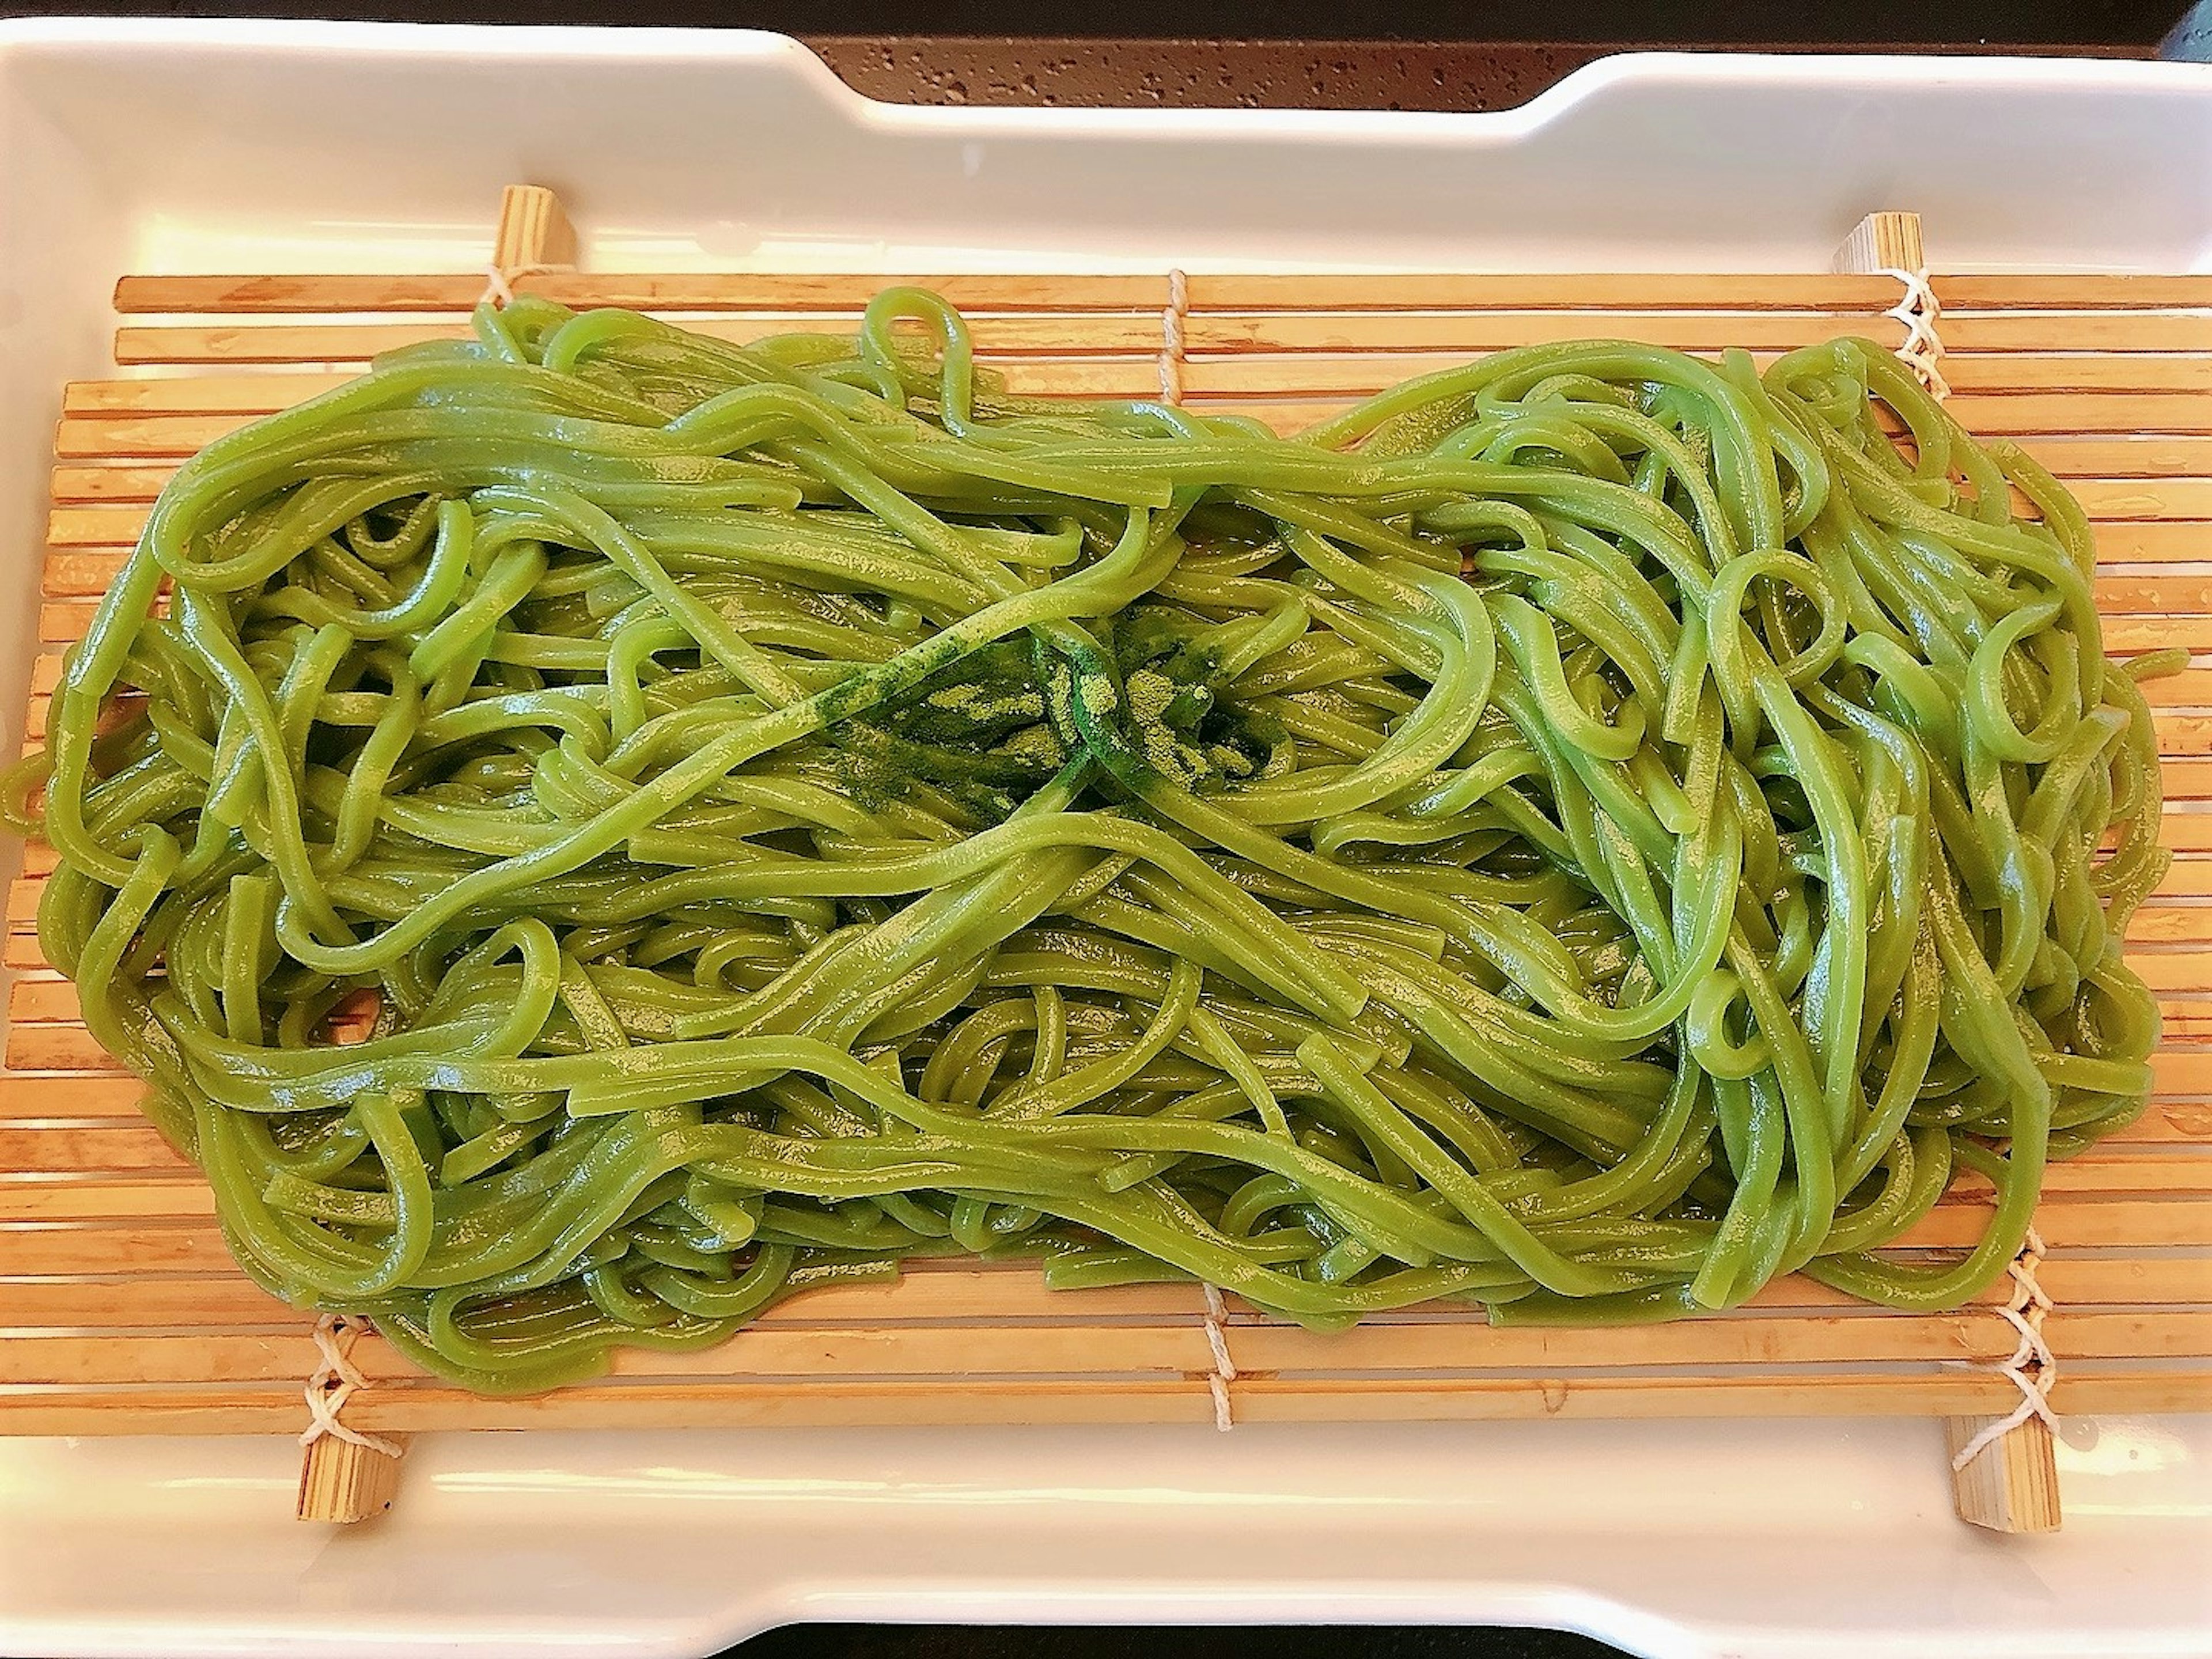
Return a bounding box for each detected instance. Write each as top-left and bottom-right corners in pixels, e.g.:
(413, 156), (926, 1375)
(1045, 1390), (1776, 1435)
(804, 35), (2155, 110)
(722, 1626), (1628, 1659)
(807, 37), (1624, 111)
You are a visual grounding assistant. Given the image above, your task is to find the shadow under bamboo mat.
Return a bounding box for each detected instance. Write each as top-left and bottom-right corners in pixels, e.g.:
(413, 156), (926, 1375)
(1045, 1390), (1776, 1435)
(4, 267), (2210, 1438)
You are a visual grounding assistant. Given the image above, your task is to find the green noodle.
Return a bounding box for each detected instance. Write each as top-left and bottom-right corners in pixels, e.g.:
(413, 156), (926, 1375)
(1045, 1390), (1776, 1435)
(5, 289), (2166, 1392)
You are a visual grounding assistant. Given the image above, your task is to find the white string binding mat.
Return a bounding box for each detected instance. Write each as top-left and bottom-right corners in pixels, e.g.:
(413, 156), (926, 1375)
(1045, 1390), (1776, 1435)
(1201, 1282), (1238, 1432)
(297, 215), (541, 1478)
(482, 260), (564, 309)
(300, 1312), (403, 1458)
(1873, 271), (2061, 1480)
(1950, 1226), (2059, 1472)
(1877, 265), (1952, 400)
(1158, 268), (1190, 405)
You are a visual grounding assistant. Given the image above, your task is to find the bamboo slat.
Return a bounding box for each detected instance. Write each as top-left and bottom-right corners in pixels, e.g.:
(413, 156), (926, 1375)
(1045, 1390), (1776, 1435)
(0, 1073), (146, 1119)
(102, 267), (2212, 317)
(112, 271), (1177, 314)
(112, 314), (1171, 365)
(3, 1274), (305, 1328)
(1169, 354), (2212, 399)
(55, 415), (245, 460)
(0, 1185), (217, 1223)
(2135, 672), (2212, 710)
(0, 1223), (245, 1276)
(0, 1122), (184, 1170)
(2020, 437), (2212, 478)
(2160, 818), (2212, 853)
(1181, 273), (2212, 312)
(109, 312), (2212, 366)
(1184, 311), (2212, 356)
(0, 1245), (2199, 1333)
(58, 355), (2212, 414)
(0, 1324), (1221, 1386)
(7, 1363), (2205, 1440)
(63, 375), (354, 416)
(0, 1302), (2160, 1392)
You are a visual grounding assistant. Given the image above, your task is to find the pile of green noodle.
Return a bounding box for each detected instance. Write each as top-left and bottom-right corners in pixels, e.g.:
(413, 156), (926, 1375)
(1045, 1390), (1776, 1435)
(5, 289), (2169, 1393)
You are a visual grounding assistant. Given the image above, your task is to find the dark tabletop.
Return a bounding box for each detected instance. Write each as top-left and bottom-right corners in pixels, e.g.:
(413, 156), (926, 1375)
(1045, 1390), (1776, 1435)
(730, 1627), (1625, 1659)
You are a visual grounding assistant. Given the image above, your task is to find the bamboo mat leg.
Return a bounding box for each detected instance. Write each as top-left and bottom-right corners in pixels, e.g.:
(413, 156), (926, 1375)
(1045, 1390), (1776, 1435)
(488, 183), (578, 300)
(1945, 1416), (2063, 1535)
(1834, 210), (1927, 275)
(1941, 1228), (2063, 1535)
(297, 1435), (403, 1524)
(1833, 210), (1949, 397)
(294, 1311), (405, 1522)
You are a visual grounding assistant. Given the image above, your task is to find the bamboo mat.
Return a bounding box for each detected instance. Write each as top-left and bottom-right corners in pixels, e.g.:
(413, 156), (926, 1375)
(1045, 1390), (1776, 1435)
(5, 251), (2210, 1461)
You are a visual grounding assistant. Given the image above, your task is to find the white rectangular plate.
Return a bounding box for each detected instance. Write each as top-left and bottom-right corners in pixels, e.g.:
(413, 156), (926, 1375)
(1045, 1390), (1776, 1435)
(1, 24), (2207, 1657)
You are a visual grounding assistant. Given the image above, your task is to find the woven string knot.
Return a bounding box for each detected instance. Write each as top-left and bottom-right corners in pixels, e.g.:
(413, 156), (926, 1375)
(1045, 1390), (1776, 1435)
(1950, 1226), (2058, 1472)
(1158, 268), (1190, 406)
(300, 1311), (403, 1459)
(1200, 1281), (1238, 1432)
(480, 260), (563, 310)
(1877, 265), (1951, 400)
